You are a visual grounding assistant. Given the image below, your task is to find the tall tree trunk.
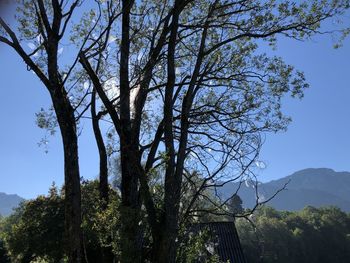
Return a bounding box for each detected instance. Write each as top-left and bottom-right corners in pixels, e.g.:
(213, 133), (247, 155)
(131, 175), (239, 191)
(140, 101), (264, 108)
(154, 192), (181, 263)
(155, 9), (210, 260)
(91, 89), (115, 262)
(120, 142), (142, 263)
(155, 2), (182, 262)
(0, 2), (84, 262)
(51, 94), (82, 263)
(119, 1), (140, 262)
(120, 148), (141, 263)
(91, 89), (109, 205)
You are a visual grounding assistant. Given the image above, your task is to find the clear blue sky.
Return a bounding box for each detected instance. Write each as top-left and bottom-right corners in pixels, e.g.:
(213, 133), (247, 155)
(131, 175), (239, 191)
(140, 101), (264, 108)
(1, 29), (350, 199)
(259, 34), (350, 182)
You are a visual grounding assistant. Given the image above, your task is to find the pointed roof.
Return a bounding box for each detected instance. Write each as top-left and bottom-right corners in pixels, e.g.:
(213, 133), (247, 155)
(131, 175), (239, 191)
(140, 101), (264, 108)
(191, 221), (247, 263)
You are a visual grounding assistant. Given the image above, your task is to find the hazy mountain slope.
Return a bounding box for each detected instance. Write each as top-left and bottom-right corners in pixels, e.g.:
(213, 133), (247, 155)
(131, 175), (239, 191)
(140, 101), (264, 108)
(0, 192), (24, 216)
(268, 168), (350, 201)
(219, 168), (350, 211)
(1, 168), (349, 215)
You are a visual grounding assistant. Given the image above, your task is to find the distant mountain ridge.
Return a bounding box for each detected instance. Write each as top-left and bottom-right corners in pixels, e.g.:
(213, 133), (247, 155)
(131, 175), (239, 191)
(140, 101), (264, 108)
(219, 168), (350, 211)
(0, 192), (24, 217)
(1, 168), (350, 215)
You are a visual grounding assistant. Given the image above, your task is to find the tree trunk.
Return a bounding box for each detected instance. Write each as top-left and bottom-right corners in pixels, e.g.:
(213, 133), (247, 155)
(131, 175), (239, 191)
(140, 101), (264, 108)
(91, 89), (109, 205)
(119, 145), (142, 263)
(119, 1), (141, 262)
(155, 2), (182, 261)
(51, 94), (82, 263)
(153, 194), (181, 263)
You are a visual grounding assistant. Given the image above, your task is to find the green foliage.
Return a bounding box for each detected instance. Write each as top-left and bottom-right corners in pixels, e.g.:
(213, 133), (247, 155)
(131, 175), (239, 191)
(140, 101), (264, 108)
(0, 181), (120, 263)
(0, 233), (10, 263)
(1, 185), (64, 263)
(177, 227), (221, 263)
(236, 206), (350, 263)
(80, 180), (120, 261)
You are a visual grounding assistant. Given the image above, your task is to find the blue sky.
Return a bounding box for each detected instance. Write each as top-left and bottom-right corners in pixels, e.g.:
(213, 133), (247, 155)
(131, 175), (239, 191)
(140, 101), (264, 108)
(1, 28), (350, 199)
(258, 35), (350, 182)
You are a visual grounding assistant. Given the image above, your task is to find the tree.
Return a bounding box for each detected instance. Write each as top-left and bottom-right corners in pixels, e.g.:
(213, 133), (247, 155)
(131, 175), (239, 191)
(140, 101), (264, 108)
(78, 0), (350, 262)
(91, 88), (110, 205)
(0, 1), (83, 261)
(0, 216), (10, 263)
(0, 181), (120, 263)
(0, 239), (10, 263)
(236, 206), (350, 263)
(4, 188), (65, 263)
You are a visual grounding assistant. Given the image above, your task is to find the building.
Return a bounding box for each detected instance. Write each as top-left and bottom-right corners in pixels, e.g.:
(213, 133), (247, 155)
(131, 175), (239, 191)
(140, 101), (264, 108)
(190, 221), (247, 263)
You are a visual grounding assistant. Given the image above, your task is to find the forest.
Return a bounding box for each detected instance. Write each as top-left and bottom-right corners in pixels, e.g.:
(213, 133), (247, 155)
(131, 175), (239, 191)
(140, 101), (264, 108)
(1, 0), (350, 262)
(237, 206), (350, 263)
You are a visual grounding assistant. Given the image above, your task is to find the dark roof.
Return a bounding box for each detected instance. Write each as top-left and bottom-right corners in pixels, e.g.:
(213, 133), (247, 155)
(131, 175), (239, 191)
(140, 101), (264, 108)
(191, 221), (247, 263)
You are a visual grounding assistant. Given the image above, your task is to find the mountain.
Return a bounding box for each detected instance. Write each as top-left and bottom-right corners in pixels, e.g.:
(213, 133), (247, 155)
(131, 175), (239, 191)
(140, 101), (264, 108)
(0, 192), (24, 217)
(1, 168), (349, 215)
(219, 168), (350, 211)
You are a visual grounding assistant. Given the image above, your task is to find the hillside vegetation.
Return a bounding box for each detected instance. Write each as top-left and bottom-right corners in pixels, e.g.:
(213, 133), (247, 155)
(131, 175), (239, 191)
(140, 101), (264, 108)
(237, 206), (350, 263)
